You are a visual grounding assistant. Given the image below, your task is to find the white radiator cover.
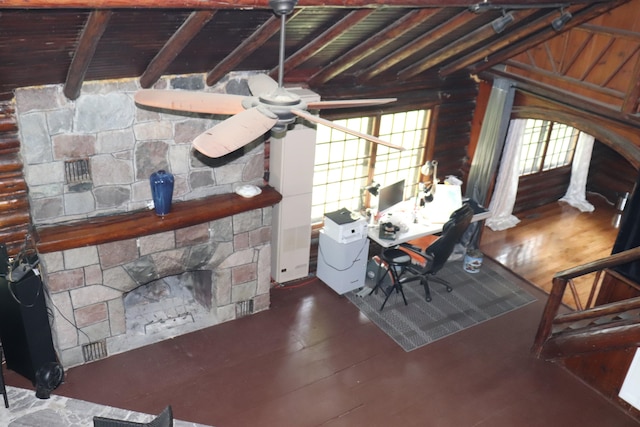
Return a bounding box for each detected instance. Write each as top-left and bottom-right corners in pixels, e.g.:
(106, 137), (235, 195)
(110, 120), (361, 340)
(269, 91), (319, 283)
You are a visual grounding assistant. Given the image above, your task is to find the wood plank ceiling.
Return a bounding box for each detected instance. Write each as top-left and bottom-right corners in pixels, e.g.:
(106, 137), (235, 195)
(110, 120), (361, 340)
(0, 0), (635, 116)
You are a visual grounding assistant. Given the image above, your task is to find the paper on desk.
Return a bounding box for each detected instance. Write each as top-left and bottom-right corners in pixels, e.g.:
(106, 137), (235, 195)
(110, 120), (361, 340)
(422, 184), (462, 223)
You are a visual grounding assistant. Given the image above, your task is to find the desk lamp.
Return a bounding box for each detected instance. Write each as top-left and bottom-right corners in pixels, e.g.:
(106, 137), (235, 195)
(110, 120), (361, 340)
(361, 182), (380, 220)
(419, 160), (438, 206)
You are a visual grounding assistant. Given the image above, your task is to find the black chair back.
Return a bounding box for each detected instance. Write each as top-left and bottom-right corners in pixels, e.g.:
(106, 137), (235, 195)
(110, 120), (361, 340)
(424, 203), (474, 274)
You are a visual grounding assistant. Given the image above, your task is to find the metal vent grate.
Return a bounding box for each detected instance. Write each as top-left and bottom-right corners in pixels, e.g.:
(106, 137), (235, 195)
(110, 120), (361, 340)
(235, 299), (254, 318)
(64, 158), (91, 184)
(82, 340), (107, 362)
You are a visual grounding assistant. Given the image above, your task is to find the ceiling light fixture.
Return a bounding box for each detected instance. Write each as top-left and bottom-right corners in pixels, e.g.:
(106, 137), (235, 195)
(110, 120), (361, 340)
(551, 9), (572, 31)
(492, 10), (514, 34)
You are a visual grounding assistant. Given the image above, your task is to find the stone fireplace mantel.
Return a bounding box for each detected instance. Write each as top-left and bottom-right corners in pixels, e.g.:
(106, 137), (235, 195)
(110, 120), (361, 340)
(35, 186), (282, 253)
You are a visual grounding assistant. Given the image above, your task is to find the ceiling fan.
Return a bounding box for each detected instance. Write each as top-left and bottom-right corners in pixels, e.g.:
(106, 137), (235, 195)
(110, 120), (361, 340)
(134, 0), (404, 158)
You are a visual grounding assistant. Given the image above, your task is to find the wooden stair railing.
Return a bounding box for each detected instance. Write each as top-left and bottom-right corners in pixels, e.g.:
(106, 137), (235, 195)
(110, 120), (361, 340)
(532, 246), (640, 359)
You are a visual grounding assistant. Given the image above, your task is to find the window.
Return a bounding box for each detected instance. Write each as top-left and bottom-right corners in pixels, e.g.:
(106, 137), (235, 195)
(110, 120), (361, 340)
(519, 119), (579, 176)
(311, 110), (429, 222)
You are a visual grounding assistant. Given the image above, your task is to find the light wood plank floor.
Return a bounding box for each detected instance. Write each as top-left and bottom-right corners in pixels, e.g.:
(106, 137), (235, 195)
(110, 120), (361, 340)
(480, 193), (620, 308)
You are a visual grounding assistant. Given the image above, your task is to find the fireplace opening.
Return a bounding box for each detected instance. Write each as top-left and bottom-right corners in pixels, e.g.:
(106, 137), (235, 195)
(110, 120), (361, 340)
(124, 270), (213, 336)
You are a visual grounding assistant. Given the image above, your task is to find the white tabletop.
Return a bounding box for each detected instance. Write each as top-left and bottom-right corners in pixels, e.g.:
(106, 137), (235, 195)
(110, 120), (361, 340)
(367, 201), (490, 248)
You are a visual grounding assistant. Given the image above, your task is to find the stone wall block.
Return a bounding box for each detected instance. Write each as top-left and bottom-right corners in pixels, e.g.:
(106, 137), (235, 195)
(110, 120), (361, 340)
(91, 154), (134, 186)
(257, 245), (271, 294)
(50, 291), (78, 350)
(214, 163), (244, 185)
(189, 169), (215, 191)
(95, 186), (131, 209)
(47, 268), (85, 293)
(31, 196), (64, 220)
(29, 183), (64, 199)
(63, 246), (99, 269)
(233, 209), (262, 234)
(64, 191), (96, 215)
(185, 243), (216, 270)
(47, 108), (74, 135)
(25, 161), (65, 187)
(249, 226), (271, 247)
(98, 239), (138, 268)
(108, 297), (126, 336)
(121, 257), (157, 287)
(216, 304), (235, 324)
(231, 263), (257, 285)
(96, 128), (136, 154)
(139, 231), (175, 255)
(205, 241), (233, 270)
(75, 302), (108, 328)
(52, 134), (96, 160)
(134, 140), (170, 181)
(78, 320), (111, 345)
(150, 248), (189, 278)
(41, 252), (64, 273)
(133, 121), (173, 141)
(174, 119), (212, 144)
(70, 284), (122, 308)
(169, 145), (190, 175)
(219, 247), (254, 269)
(102, 266), (139, 292)
(233, 232), (249, 251)
(262, 206), (272, 226)
(84, 264), (103, 286)
(175, 223), (209, 247)
(16, 86), (63, 113)
(242, 151), (264, 181)
(214, 268), (232, 306)
(253, 293), (270, 312)
(232, 280), (257, 303)
(20, 112), (53, 164)
(74, 93), (134, 133)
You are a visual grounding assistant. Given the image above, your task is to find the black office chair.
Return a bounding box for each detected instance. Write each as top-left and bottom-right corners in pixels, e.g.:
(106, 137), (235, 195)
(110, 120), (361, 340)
(378, 203), (474, 308)
(93, 406), (173, 427)
(0, 345), (8, 408)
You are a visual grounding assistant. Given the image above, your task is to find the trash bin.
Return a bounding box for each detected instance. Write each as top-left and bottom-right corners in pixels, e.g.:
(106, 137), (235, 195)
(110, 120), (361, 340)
(464, 248), (484, 274)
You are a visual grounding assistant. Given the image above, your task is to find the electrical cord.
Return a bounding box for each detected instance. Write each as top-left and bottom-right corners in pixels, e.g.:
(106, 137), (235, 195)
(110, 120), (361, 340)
(317, 237), (369, 272)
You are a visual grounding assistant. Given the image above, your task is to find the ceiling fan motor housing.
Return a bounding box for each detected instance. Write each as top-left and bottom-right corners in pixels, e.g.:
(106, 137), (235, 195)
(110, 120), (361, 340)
(269, 0), (297, 15)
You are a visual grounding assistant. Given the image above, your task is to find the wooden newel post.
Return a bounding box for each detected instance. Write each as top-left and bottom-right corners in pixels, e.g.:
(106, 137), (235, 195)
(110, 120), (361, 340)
(532, 276), (568, 357)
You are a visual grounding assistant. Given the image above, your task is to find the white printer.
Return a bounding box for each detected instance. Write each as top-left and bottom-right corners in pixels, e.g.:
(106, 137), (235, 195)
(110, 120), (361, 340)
(323, 208), (368, 243)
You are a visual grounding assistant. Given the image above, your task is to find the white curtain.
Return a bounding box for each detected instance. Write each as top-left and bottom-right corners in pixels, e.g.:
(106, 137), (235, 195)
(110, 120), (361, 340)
(485, 119), (526, 231)
(559, 132), (595, 212)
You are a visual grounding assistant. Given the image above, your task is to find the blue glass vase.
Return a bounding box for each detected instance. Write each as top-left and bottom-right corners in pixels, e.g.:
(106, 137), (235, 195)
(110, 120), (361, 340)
(150, 170), (174, 216)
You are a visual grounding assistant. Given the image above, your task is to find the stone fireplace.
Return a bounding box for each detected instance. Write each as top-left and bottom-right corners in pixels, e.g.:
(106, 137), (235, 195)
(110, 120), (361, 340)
(14, 73), (279, 368)
(38, 206), (273, 368)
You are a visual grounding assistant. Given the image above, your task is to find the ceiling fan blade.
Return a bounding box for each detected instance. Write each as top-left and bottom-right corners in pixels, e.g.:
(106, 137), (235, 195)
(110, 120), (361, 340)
(192, 107), (278, 158)
(248, 73), (278, 96)
(292, 109), (405, 151)
(307, 98), (397, 110)
(134, 89), (247, 115)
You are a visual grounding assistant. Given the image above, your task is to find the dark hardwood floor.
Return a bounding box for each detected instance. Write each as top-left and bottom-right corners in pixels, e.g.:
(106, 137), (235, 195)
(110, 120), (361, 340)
(4, 194), (637, 426)
(480, 193), (620, 308)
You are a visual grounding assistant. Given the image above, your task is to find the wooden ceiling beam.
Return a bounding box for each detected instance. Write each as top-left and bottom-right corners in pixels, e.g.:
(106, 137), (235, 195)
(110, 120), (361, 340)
(622, 53), (640, 114)
(309, 8), (438, 85)
(63, 10), (112, 100)
(471, 0), (631, 75)
(140, 11), (216, 88)
(269, 9), (374, 80)
(439, 4), (585, 76)
(398, 8), (537, 79)
(0, 0), (610, 10)
(357, 10), (475, 83)
(205, 11), (300, 86)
